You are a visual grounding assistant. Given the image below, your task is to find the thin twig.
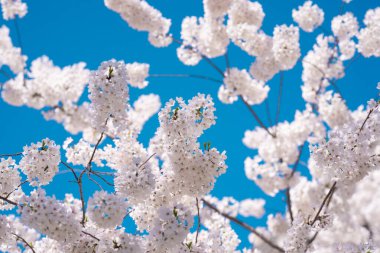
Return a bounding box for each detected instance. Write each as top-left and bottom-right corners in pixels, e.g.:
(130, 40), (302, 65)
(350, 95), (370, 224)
(285, 188), (293, 223)
(87, 171), (104, 190)
(12, 233), (36, 253)
(240, 96), (276, 138)
(5, 180), (28, 199)
(224, 53), (230, 74)
(61, 161), (79, 181)
(138, 153), (156, 170)
(202, 199), (285, 253)
(286, 144), (305, 224)
(195, 198), (201, 244)
(86, 132), (105, 171)
(150, 74), (222, 84)
(77, 170), (87, 226)
(81, 231), (100, 241)
(359, 102), (379, 132)
(0, 152), (23, 158)
(13, 19), (23, 50)
(265, 100), (273, 126)
(91, 171), (114, 186)
(201, 55), (225, 77)
(170, 36), (225, 78)
(310, 182), (337, 226)
(0, 68), (12, 79)
(0, 195), (18, 206)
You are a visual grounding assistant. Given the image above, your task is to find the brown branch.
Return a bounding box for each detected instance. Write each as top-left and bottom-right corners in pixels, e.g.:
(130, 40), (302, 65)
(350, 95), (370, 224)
(359, 102), (379, 132)
(202, 199), (285, 253)
(265, 100), (273, 126)
(12, 233), (36, 253)
(138, 153), (156, 170)
(201, 55), (225, 77)
(224, 53), (230, 74)
(0, 68), (13, 79)
(0, 152), (23, 158)
(82, 231), (100, 241)
(310, 182), (337, 226)
(150, 74), (222, 84)
(195, 197), (201, 244)
(285, 188), (294, 224)
(285, 144), (305, 224)
(170, 36), (225, 78)
(77, 170), (87, 226)
(0, 195), (18, 206)
(61, 161), (79, 181)
(86, 132), (105, 171)
(90, 171), (114, 186)
(240, 96), (276, 138)
(5, 180), (28, 199)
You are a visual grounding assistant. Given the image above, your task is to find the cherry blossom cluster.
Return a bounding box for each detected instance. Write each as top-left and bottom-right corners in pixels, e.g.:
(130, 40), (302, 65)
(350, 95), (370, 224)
(19, 138), (61, 186)
(2, 56), (90, 109)
(292, 1), (324, 32)
(0, 25), (26, 74)
(88, 59), (130, 135)
(104, 0), (172, 47)
(219, 68), (269, 105)
(0, 0), (27, 20)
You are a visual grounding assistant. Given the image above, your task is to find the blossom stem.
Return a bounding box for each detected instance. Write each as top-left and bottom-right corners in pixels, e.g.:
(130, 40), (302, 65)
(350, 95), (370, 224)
(150, 74), (222, 84)
(0, 195), (18, 206)
(0, 152), (23, 157)
(12, 233), (36, 253)
(265, 100), (273, 126)
(202, 199), (285, 253)
(359, 102), (379, 132)
(240, 96), (276, 138)
(310, 182), (337, 226)
(82, 231), (100, 241)
(195, 197), (201, 244)
(224, 53), (230, 74)
(286, 144), (304, 224)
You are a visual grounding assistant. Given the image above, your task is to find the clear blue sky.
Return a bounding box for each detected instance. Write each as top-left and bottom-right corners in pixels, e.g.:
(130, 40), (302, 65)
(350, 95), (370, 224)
(0, 0), (379, 249)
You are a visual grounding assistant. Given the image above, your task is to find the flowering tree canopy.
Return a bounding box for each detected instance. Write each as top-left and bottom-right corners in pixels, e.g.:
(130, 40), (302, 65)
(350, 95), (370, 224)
(0, 0), (380, 252)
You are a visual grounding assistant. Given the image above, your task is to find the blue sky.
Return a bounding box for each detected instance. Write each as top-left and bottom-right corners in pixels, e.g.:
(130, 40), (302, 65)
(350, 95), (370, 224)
(0, 0), (379, 249)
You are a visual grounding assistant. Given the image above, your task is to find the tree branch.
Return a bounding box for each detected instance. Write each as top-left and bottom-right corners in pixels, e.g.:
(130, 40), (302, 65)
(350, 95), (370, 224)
(310, 182), (337, 226)
(285, 144), (305, 224)
(0, 195), (18, 206)
(150, 74), (222, 84)
(195, 197), (201, 244)
(240, 96), (276, 138)
(202, 199), (285, 253)
(0, 152), (23, 158)
(12, 233), (35, 253)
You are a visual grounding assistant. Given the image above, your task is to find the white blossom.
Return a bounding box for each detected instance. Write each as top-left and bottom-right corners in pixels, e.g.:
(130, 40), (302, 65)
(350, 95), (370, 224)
(125, 62), (149, 88)
(357, 8), (380, 57)
(273, 25), (301, 70)
(331, 12), (358, 40)
(104, 0), (172, 47)
(222, 68), (269, 105)
(19, 138), (60, 186)
(88, 59), (129, 135)
(292, 1), (324, 32)
(0, 25), (26, 74)
(238, 198), (265, 218)
(19, 188), (81, 242)
(0, 0), (27, 20)
(87, 191), (128, 228)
